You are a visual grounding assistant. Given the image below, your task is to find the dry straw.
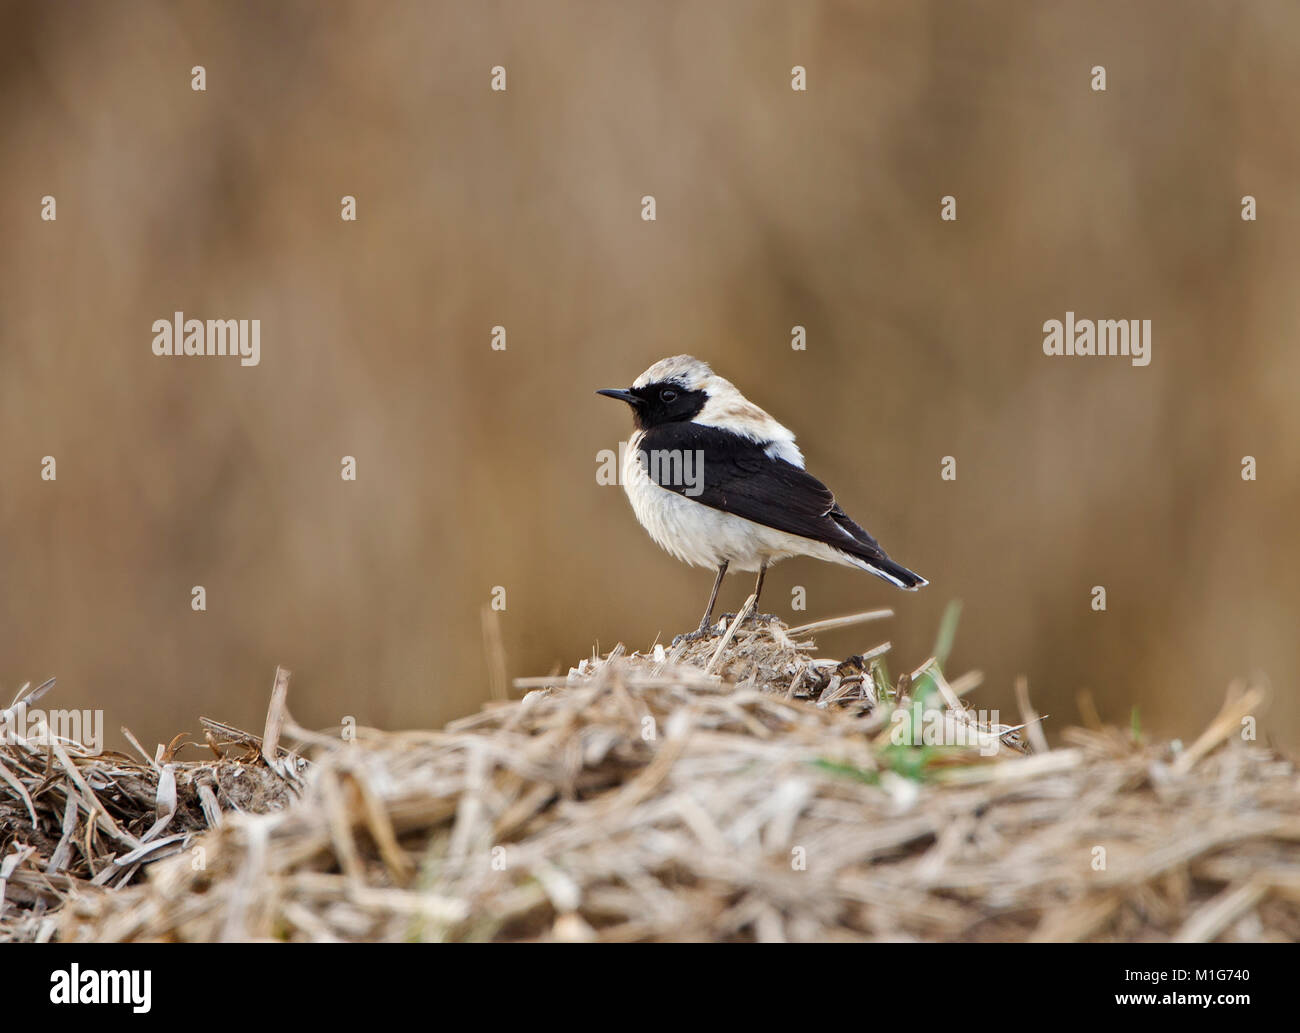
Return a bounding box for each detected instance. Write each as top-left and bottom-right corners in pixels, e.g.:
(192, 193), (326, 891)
(3, 613), (1297, 942)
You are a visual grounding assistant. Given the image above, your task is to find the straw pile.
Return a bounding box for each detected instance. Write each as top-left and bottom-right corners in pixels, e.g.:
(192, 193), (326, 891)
(5, 610), (1298, 942)
(0, 670), (304, 943)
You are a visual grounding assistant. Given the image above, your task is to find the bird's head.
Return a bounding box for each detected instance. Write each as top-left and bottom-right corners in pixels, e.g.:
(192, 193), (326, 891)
(597, 355), (712, 430)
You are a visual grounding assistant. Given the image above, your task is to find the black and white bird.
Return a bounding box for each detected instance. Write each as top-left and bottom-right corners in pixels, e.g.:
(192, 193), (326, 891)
(598, 355), (927, 636)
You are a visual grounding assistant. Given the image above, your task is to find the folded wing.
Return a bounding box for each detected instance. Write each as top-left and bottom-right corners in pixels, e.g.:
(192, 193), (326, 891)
(637, 422), (911, 577)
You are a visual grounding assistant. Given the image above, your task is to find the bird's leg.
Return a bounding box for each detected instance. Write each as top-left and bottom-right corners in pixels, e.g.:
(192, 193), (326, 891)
(672, 561), (728, 646)
(724, 562), (775, 628)
(740, 561), (776, 626)
(699, 560), (728, 632)
(752, 562), (768, 610)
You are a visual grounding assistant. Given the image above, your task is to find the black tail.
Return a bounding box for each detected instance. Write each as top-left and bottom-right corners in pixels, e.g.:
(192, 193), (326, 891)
(830, 509), (928, 590)
(849, 551), (928, 590)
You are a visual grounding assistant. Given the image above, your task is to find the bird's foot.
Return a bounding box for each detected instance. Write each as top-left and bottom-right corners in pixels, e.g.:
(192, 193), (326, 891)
(671, 612), (783, 647)
(671, 623), (721, 647)
(719, 610), (783, 629)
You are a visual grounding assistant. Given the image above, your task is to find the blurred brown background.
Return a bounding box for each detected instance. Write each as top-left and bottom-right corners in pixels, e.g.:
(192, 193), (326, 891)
(2, 1), (1297, 753)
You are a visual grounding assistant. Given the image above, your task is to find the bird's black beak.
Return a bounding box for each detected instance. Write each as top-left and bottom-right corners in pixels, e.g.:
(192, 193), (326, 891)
(596, 388), (642, 407)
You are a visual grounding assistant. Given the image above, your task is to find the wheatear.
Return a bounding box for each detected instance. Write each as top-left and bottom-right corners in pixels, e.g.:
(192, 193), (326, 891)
(598, 355), (927, 635)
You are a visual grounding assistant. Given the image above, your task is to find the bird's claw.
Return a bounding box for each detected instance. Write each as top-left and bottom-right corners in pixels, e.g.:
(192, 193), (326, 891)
(672, 611), (781, 647)
(719, 611), (781, 627)
(671, 624), (719, 647)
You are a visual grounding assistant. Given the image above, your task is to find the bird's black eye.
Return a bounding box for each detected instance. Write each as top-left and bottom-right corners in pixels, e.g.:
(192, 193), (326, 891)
(660, 388), (677, 403)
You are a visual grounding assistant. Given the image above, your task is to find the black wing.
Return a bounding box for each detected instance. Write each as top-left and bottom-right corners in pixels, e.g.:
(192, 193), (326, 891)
(637, 421), (919, 582)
